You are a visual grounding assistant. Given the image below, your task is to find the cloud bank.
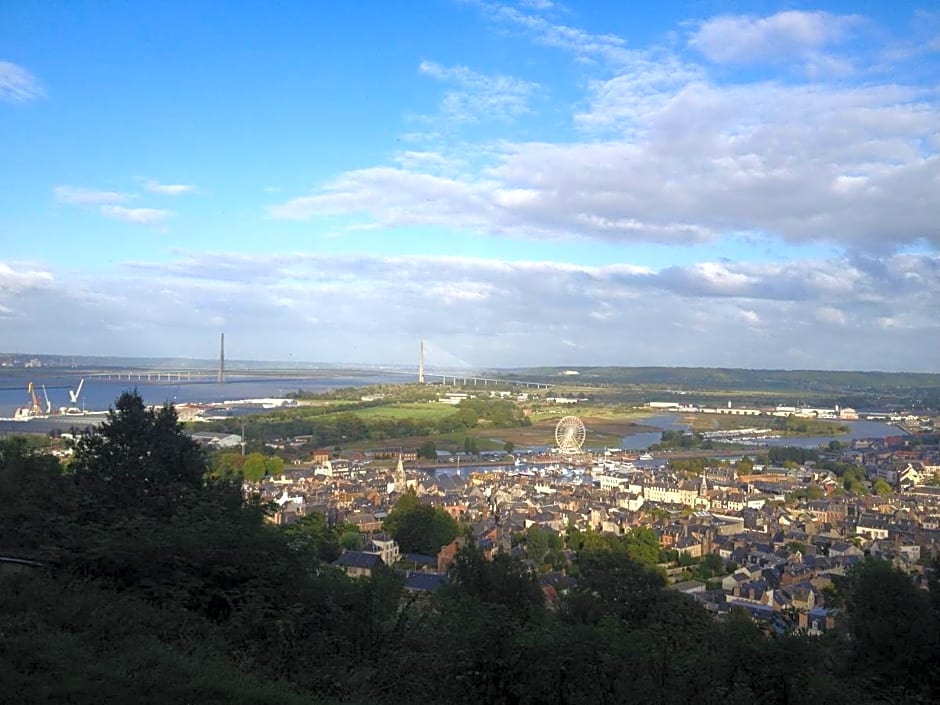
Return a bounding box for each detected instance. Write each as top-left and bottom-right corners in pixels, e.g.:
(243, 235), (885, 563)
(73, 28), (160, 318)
(1, 252), (935, 371)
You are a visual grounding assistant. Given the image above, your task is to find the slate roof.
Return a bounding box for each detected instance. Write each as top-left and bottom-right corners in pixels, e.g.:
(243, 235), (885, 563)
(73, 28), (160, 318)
(670, 580), (706, 593)
(540, 571), (578, 592)
(402, 552), (438, 568)
(332, 551), (384, 569)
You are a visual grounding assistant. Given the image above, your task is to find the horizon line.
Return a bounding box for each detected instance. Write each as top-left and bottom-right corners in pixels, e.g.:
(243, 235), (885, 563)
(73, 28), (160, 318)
(1, 352), (939, 376)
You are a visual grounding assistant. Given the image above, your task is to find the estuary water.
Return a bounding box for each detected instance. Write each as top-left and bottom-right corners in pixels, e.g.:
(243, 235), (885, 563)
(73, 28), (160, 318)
(620, 414), (692, 451)
(0, 370), (406, 433)
(621, 413), (907, 451)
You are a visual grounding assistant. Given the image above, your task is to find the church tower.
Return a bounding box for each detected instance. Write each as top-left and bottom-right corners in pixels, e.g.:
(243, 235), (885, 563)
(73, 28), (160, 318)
(394, 454), (406, 492)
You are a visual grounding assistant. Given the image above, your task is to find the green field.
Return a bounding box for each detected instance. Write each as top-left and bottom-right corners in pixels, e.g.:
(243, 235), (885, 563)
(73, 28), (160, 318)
(347, 402), (457, 422)
(295, 399), (360, 408)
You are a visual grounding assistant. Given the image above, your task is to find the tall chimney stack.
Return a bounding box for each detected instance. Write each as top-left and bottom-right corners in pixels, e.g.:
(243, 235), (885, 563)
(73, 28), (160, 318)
(418, 338), (425, 384)
(218, 333), (225, 384)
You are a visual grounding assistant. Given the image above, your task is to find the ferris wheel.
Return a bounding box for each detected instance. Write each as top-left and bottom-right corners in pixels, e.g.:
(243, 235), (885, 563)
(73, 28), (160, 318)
(555, 415), (586, 454)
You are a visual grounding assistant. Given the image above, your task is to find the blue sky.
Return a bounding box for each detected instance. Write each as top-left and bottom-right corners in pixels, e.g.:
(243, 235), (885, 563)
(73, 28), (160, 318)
(1, 1), (938, 371)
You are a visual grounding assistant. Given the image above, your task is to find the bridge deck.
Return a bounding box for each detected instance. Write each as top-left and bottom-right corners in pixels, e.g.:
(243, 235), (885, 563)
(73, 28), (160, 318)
(87, 368), (552, 388)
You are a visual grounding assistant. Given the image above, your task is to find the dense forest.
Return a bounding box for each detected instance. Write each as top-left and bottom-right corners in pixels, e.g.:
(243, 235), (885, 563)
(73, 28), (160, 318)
(1, 392), (938, 704)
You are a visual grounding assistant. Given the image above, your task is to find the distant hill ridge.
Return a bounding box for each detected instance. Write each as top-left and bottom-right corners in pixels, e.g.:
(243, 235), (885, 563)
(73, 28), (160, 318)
(493, 366), (940, 393)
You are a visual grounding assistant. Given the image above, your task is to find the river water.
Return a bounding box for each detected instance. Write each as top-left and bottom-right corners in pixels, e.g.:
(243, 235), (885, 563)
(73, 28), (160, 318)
(0, 370), (406, 433)
(620, 413), (906, 451)
(620, 414), (692, 451)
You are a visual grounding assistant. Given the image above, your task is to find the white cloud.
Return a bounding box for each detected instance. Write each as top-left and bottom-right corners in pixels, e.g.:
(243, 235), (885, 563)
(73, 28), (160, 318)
(485, 2), (634, 67)
(142, 179), (196, 195)
(268, 167), (491, 224)
(573, 57), (705, 133)
(815, 306), (847, 326)
(5, 251), (936, 370)
(393, 150), (464, 174)
(112, 250), (936, 369)
(418, 60), (537, 122)
(54, 185), (130, 205)
(520, 0), (557, 11)
(0, 261), (53, 291)
(271, 8), (940, 252)
(428, 281), (496, 304)
(0, 61), (44, 103)
(0, 261), (54, 319)
(688, 11), (861, 67)
(270, 80), (940, 250)
(100, 205), (173, 225)
(56, 185), (175, 225)
(673, 262), (756, 295)
(737, 308), (762, 327)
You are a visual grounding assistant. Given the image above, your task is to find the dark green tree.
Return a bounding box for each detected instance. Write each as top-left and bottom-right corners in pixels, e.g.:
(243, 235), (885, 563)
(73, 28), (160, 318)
(383, 490), (458, 554)
(566, 549), (667, 627)
(522, 525), (563, 568)
(447, 544), (545, 625)
(281, 511), (341, 563)
(417, 440), (437, 460)
(622, 526), (661, 565)
(834, 557), (938, 700)
(0, 437), (72, 559)
(339, 530), (363, 551)
(69, 391), (206, 519)
(691, 552), (725, 580)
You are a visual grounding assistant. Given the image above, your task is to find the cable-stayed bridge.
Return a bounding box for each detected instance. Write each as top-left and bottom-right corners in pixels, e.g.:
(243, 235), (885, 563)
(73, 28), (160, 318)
(86, 338), (553, 388)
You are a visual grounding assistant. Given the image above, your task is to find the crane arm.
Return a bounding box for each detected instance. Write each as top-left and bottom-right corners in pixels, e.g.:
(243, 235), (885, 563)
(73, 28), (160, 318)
(69, 378), (85, 404)
(28, 382), (42, 414)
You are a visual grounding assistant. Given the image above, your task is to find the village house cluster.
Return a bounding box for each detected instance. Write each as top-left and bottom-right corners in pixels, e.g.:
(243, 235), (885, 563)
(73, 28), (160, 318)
(251, 430), (940, 630)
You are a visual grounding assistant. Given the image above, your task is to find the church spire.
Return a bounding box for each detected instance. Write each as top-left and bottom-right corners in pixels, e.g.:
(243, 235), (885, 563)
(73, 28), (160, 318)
(394, 454), (406, 491)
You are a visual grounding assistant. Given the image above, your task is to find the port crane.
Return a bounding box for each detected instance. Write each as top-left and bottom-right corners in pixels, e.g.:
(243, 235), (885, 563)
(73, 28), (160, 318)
(69, 378), (85, 405)
(67, 377), (85, 414)
(62, 378), (87, 413)
(11, 382), (48, 420)
(28, 382), (42, 415)
(25, 382), (42, 416)
(41, 384), (52, 414)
